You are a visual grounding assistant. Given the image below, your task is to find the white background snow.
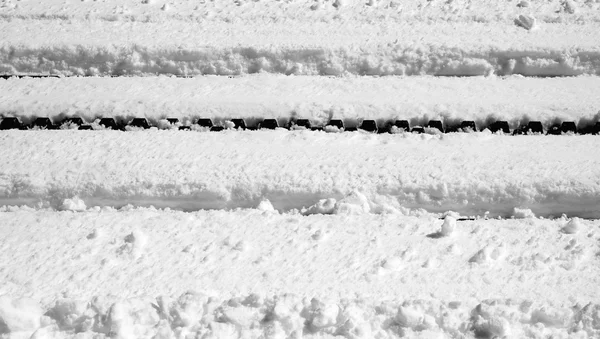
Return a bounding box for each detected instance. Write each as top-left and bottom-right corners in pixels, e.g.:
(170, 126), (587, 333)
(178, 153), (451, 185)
(1, 0), (600, 337)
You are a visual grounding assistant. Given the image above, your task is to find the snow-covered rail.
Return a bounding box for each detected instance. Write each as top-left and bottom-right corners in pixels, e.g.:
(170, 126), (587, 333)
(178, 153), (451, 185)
(2, 115), (599, 135)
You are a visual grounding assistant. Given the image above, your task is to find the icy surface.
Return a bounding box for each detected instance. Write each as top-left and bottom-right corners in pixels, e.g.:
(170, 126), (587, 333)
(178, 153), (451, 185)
(1, 130), (599, 218)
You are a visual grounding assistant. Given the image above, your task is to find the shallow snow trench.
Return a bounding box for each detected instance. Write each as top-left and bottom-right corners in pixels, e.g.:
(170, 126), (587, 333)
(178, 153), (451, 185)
(1, 130), (599, 218)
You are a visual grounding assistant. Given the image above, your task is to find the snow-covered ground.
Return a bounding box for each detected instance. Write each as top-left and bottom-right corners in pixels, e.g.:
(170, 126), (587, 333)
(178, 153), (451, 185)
(1, 130), (599, 218)
(1, 0), (600, 76)
(2, 0), (600, 337)
(1, 207), (599, 338)
(2, 76), (600, 127)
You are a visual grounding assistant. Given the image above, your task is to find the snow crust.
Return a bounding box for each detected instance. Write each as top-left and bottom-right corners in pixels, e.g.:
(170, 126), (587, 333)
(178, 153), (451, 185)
(1, 130), (599, 218)
(2, 76), (600, 128)
(0, 207), (599, 338)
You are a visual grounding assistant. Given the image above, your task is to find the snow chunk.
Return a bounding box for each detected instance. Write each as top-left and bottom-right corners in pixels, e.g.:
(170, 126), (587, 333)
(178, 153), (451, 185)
(60, 197), (87, 212)
(439, 215), (456, 236)
(306, 299), (339, 330)
(561, 217), (581, 234)
(513, 207), (535, 219)
(562, 0), (577, 14)
(124, 229), (148, 260)
(381, 257), (403, 271)
(396, 306), (424, 329)
(170, 292), (210, 328)
(302, 198), (336, 215)
(107, 299), (160, 339)
(257, 199), (276, 212)
(515, 14), (537, 31)
(0, 296), (42, 334)
(334, 191), (370, 215)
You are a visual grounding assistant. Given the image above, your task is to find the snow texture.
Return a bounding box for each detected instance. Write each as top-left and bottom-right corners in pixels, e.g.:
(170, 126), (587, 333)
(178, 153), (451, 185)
(1, 76), (600, 132)
(0, 208), (599, 338)
(1, 130), (599, 218)
(1, 0), (600, 76)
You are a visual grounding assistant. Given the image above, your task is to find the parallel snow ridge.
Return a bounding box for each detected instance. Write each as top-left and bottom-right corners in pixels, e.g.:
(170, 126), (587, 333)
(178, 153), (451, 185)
(2, 76), (600, 127)
(1, 293), (599, 338)
(1, 131), (599, 218)
(2, 44), (600, 76)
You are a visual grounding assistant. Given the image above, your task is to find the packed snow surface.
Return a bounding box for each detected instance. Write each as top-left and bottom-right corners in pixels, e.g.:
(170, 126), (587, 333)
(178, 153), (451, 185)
(0, 207), (599, 338)
(1, 0), (600, 76)
(2, 76), (600, 127)
(1, 130), (599, 218)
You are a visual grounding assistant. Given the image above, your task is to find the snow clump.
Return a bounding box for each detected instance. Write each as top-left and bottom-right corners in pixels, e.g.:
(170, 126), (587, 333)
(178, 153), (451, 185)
(439, 215), (457, 236)
(561, 217), (581, 234)
(0, 296), (43, 335)
(302, 198), (336, 215)
(60, 196), (87, 211)
(334, 191), (371, 215)
(515, 14), (538, 30)
(256, 199), (276, 212)
(512, 207), (535, 219)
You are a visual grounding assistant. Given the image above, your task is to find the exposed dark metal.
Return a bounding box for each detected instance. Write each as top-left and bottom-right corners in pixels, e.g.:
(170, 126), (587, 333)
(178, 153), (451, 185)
(327, 119), (344, 130)
(0, 117), (22, 130)
(130, 118), (150, 129)
(99, 118), (119, 130)
(260, 119), (279, 130)
(197, 118), (214, 128)
(32, 117), (55, 130)
(427, 120), (444, 132)
(231, 119), (247, 130)
(359, 120), (378, 133)
(489, 121), (510, 134)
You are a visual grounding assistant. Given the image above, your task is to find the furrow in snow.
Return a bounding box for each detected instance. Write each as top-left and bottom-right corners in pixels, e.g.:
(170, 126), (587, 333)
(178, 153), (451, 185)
(2, 44), (600, 77)
(1, 130), (599, 218)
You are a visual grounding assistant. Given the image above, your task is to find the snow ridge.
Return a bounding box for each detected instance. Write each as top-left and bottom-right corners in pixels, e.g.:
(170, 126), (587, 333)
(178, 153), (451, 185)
(2, 44), (600, 77)
(1, 131), (599, 218)
(1, 293), (599, 338)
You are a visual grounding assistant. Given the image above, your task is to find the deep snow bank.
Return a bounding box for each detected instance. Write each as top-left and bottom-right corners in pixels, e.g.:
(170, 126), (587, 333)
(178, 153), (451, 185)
(2, 294), (599, 338)
(1, 130), (599, 217)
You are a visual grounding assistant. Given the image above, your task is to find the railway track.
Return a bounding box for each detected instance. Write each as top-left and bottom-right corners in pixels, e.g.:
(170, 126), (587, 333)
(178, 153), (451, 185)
(2, 116), (599, 135)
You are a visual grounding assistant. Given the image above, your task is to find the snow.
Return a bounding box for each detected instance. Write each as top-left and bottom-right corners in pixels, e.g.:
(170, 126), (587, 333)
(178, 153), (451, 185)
(2, 0), (600, 337)
(0, 207), (599, 338)
(1, 0), (600, 76)
(1, 130), (599, 218)
(2, 76), (600, 130)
